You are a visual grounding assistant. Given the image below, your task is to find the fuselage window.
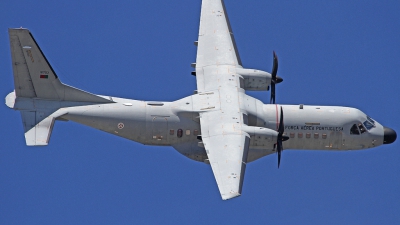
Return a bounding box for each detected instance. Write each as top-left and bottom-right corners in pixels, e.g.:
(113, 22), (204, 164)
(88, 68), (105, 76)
(298, 133), (303, 138)
(290, 133), (295, 138)
(170, 129), (174, 135)
(350, 124), (360, 135)
(322, 134), (327, 139)
(193, 129), (199, 136)
(177, 129), (183, 138)
(306, 133), (311, 138)
(314, 133), (319, 139)
(358, 124), (366, 134)
(186, 130), (191, 135)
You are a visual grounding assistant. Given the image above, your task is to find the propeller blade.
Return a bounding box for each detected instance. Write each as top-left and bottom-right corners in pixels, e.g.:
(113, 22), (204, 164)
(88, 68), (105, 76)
(277, 141), (282, 168)
(271, 51), (278, 78)
(270, 82), (275, 104)
(278, 106), (284, 134)
(270, 51), (279, 104)
(277, 106), (285, 168)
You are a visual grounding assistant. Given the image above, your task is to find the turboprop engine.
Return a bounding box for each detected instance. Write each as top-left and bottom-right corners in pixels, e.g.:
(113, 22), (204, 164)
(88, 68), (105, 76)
(242, 125), (278, 138)
(237, 51), (283, 104)
(236, 68), (272, 91)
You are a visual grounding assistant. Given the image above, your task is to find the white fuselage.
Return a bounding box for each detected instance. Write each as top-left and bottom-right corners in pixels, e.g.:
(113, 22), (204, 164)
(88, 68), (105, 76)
(59, 92), (385, 163)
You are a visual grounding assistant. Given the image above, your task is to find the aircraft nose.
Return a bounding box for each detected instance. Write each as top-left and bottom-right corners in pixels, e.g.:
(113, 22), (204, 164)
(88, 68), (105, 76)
(383, 127), (397, 144)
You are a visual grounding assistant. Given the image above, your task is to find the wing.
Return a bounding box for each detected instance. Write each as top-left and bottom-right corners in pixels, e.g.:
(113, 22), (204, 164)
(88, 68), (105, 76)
(195, 0), (249, 200)
(200, 111), (250, 200)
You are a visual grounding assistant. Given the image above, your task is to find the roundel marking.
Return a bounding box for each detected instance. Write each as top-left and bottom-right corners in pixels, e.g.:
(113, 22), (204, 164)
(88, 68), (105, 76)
(117, 123), (124, 129)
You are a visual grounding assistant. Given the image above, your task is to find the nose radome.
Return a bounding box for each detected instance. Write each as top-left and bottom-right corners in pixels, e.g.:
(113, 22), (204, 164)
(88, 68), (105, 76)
(383, 127), (397, 144)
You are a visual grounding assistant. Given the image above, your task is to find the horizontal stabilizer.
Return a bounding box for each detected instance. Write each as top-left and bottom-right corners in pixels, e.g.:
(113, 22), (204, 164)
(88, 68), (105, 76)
(21, 110), (56, 146)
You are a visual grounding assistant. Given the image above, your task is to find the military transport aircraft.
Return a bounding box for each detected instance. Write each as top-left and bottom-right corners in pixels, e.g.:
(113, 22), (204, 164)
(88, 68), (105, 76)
(5, 0), (397, 200)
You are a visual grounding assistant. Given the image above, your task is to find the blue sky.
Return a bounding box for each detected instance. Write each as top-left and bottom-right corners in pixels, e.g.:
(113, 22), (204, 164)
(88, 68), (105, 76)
(1, 0), (399, 224)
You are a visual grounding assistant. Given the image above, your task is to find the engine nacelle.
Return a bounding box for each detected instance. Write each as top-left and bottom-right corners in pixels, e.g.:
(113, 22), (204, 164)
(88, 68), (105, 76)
(242, 125), (278, 138)
(236, 68), (272, 91)
(242, 125), (278, 149)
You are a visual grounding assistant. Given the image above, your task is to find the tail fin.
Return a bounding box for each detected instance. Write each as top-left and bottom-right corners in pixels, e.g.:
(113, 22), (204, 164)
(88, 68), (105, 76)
(9, 28), (111, 103)
(7, 28), (113, 146)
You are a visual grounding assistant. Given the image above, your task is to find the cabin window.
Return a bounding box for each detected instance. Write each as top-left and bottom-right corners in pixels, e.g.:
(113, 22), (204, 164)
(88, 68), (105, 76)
(314, 133), (319, 139)
(169, 129), (174, 135)
(306, 133), (311, 138)
(177, 129), (183, 138)
(186, 130), (191, 135)
(322, 134), (327, 139)
(193, 129), (199, 136)
(290, 133), (295, 138)
(350, 124), (360, 135)
(298, 133), (303, 138)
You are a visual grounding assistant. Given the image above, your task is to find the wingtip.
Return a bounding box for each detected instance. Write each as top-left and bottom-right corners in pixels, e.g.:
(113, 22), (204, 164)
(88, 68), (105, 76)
(221, 192), (241, 200)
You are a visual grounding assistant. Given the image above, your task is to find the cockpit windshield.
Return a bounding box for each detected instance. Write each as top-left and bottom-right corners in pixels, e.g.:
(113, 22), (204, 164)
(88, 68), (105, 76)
(366, 115), (375, 125)
(363, 120), (374, 130)
(350, 123), (367, 135)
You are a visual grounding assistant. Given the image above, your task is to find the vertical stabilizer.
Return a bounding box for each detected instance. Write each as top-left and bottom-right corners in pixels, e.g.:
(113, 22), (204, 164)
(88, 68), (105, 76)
(8, 28), (112, 103)
(7, 28), (114, 146)
(10, 28), (60, 99)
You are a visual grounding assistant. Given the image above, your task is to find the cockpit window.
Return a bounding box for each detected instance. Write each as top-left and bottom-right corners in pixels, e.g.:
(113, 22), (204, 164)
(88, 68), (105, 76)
(366, 115), (375, 125)
(350, 124), (360, 135)
(363, 120), (374, 130)
(358, 123), (367, 134)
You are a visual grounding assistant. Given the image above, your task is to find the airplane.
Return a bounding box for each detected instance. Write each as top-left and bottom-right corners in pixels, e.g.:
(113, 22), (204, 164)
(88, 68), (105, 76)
(5, 0), (396, 200)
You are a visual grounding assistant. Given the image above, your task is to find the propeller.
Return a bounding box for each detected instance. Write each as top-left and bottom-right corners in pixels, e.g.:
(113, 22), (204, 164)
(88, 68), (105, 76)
(276, 106), (289, 168)
(270, 51), (283, 104)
